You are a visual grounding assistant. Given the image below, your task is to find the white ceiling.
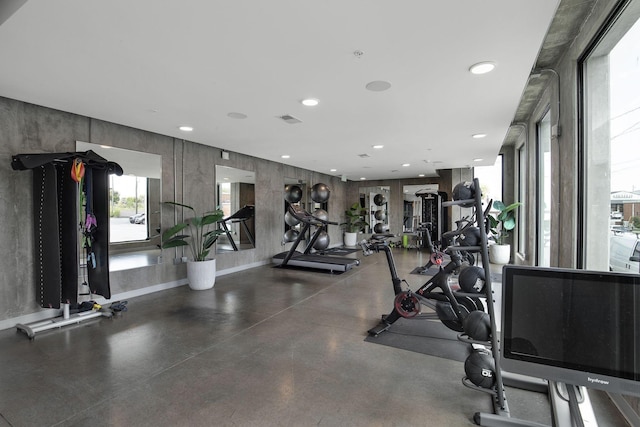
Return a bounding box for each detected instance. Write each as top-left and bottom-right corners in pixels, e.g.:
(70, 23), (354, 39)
(0, 0), (559, 181)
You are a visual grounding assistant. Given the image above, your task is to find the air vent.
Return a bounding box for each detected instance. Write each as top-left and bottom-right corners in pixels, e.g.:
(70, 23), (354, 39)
(358, 153), (370, 158)
(278, 114), (302, 124)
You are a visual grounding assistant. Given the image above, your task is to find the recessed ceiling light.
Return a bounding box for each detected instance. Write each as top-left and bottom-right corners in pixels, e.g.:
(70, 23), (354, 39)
(301, 98), (319, 107)
(418, 174), (425, 177)
(330, 168), (337, 172)
(179, 126), (193, 132)
(372, 145), (384, 149)
(360, 177), (367, 180)
(281, 155), (290, 159)
(473, 158), (483, 162)
(469, 62), (496, 74)
(365, 80), (392, 92)
(227, 112), (247, 119)
(402, 163), (410, 167)
(472, 133), (487, 139)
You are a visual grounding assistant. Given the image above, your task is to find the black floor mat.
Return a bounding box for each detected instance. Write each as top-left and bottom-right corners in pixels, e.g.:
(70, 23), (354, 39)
(364, 317), (472, 362)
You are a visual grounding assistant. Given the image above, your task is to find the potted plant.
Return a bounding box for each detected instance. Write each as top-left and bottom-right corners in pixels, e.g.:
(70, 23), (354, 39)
(487, 200), (521, 264)
(162, 202), (225, 290)
(341, 202), (369, 247)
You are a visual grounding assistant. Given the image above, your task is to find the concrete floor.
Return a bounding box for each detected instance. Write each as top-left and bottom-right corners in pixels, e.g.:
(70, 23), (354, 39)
(0, 249), (629, 427)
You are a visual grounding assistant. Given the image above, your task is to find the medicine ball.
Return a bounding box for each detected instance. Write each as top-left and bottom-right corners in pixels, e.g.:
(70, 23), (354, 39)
(313, 230), (330, 250)
(463, 310), (491, 341)
(458, 266), (485, 293)
(284, 211), (300, 227)
(311, 183), (330, 203)
(459, 226), (482, 247)
(374, 210), (386, 221)
(464, 348), (496, 389)
(373, 193), (386, 206)
(452, 181), (476, 207)
(313, 209), (328, 222)
(283, 229), (299, 242)
(284, 185), (303, 203)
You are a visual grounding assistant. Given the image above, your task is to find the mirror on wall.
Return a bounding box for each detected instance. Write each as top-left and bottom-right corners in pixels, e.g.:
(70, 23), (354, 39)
(215, 165), (255, 253)
(359, 186), (390, 233)
(76, 141), (162, 271)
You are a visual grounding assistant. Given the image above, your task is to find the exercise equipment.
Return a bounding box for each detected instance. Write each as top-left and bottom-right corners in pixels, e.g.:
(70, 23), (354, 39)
(463, 310), (491, 341)
(284, 210), (300, 227)
(217, 204), (255, 251)
(415, 190), (449, 248)
(364, 224), (486, 336)
(273, 203), (360, 272)
(11, 150), (122, 338)
(312, 230), (330, 250)
(452, 181), (476, 207)
(458, 266), (485, 293)
(310, 183), (330, 203)
(373, 193), (386, 206)
(284, 184), (303, 203)
(465, 347), (496, 389)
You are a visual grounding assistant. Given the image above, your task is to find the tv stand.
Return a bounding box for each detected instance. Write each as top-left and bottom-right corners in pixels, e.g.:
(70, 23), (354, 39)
(473, 381), (598, 427)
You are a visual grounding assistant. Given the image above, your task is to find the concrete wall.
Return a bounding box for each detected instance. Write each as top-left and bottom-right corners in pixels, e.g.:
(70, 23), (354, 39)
(0, 96), (350, 329)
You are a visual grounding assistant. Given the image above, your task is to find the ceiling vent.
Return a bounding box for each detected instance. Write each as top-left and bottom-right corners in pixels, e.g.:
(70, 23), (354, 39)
(278, 114), (302, 124)
(358, 153), (370, 158)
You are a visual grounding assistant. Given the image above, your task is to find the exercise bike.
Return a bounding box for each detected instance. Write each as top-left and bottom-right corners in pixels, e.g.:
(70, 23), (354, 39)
(364, 219), (486, 337)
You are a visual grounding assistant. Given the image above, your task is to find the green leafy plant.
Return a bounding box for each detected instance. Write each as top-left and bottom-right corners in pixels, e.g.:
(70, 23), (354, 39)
(162, 202), (225, 261)
(341, 202), (369, 233)
(488, 200), (521, 245)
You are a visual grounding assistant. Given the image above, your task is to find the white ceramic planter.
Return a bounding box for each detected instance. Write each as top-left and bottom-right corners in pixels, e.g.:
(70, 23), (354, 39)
(186, 259), (216, 290)
(344, 232), (358, 247)
(489, 244), (511, 265)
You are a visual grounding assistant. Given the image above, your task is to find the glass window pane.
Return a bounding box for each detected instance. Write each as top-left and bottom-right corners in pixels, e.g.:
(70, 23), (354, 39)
(582, 2), (640, 272)
(538, 111), (551, 267)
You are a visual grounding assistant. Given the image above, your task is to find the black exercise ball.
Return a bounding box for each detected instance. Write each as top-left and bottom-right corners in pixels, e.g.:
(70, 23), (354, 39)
(464, 348), (496, 389)
(458, 266), (485, 293)
(452, 181), (476, 207)
(313, 230), (330, 250)
(284, 211), (300, 227)
(373, 223), (387, 233)
(313, 209), (328, 222)
(463, 310), (491, 341)
(459, 226), (482, 247)
(283, 229), (299, 242)
(374, 210), (386, 221)
(311, 183), (330, 203)
(373, 193), (386, 206)
(285, 184), (303, 203)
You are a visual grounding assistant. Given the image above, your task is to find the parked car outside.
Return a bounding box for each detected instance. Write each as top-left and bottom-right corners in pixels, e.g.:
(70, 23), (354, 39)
(129, 212), (145, 224)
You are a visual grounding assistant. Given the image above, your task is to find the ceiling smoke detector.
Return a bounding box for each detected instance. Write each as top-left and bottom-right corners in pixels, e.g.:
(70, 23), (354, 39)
(277, 114), (302, 124)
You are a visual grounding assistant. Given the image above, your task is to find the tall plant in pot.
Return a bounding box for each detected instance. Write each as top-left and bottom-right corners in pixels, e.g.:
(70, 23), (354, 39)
(162, 202), (225, 290)
(487, 200), (521, 264)
(341, 202), (369, 247)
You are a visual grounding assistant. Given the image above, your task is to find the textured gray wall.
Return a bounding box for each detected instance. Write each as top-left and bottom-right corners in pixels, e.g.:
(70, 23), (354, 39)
(0, 97), (353, 326)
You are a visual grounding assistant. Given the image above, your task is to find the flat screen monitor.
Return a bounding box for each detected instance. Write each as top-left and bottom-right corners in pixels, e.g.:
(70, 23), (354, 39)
(501, 265), (640, 398)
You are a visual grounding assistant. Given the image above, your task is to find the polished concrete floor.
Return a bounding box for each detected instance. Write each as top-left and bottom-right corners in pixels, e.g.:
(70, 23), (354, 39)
(0, 249), (630, 427)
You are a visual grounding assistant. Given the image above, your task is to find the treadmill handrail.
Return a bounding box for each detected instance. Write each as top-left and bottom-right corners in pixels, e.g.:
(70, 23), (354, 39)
(287, 203), (337, 226)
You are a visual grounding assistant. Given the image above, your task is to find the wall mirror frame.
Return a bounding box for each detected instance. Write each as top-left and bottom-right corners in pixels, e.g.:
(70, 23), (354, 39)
(76, 141), (162, 271)
(215, 165), (256, 253)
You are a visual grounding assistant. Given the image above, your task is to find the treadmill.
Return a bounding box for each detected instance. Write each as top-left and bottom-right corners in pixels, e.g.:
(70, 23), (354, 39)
(273, 203), (360, 272)
(218, 204), (255, 251)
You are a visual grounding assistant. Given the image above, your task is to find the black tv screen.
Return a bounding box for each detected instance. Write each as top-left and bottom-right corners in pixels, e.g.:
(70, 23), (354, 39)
(501, 265), (640, 397)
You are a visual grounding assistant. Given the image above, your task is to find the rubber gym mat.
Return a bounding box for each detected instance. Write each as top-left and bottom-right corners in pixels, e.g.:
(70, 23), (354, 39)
(364, 317), (472, 362)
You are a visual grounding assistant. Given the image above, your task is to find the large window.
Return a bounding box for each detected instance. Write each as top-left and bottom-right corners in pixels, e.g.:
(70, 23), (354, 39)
(581, 0), (640, 272)
(474, 155), (503, 208)
(537, 110), (551, 267)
